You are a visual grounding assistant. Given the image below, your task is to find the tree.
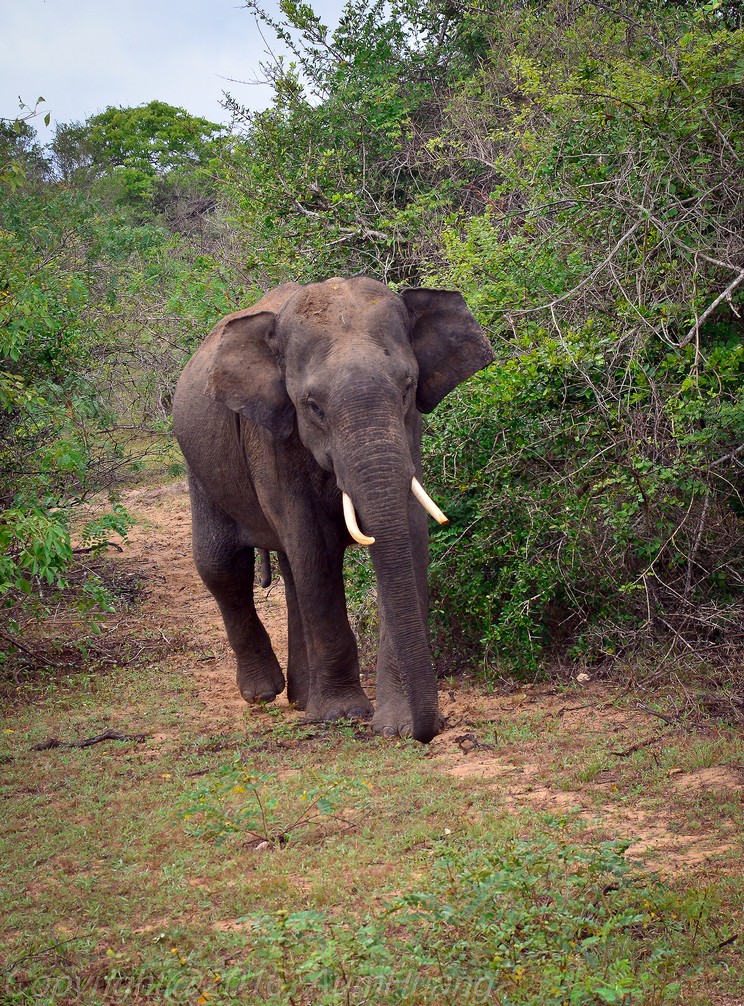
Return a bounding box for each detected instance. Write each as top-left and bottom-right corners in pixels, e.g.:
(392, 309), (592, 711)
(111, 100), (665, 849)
(0, 105), (50, 189)
(50, 100), (225, 210)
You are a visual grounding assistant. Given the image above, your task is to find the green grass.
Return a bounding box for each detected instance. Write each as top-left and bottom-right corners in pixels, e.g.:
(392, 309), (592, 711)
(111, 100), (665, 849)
(1, 656), (742, 1004)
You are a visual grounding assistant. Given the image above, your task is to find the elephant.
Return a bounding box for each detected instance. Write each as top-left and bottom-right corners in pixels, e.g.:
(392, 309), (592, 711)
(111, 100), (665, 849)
(172, 276), (493, 742)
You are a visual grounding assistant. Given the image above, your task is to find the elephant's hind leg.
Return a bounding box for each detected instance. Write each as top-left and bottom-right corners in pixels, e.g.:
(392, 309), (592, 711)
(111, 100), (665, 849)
(189, 479), (285, 703)
(277, 555), (310, 709)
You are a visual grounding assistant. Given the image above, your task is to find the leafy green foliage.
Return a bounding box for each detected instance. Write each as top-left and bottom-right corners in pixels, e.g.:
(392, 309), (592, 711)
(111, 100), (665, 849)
(221, 0), (448, 284)
(0, 106), (243, 654)
(0, 183), (129, 625)
(419, 3), (744, 667)
(0, 120), (47, 190)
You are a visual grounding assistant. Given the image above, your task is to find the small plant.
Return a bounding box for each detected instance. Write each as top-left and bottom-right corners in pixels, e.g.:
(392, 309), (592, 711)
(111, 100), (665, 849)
(180, 761), (371, 848)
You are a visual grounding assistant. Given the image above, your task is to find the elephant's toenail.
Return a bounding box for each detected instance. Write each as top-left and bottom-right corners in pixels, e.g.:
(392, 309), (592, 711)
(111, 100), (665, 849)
(382, 726), (397, 737)
(349, 706), (372, 720)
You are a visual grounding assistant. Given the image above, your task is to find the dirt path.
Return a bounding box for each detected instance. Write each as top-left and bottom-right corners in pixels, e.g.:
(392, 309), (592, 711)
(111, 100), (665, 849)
(116, 480), (288, 725)
(115, 481), (742, 878)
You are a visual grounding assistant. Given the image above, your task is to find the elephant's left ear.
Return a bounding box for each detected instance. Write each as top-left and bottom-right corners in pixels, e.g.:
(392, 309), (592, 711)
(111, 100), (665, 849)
(205, 311), (295, 439)
(402, 288), (494, 413)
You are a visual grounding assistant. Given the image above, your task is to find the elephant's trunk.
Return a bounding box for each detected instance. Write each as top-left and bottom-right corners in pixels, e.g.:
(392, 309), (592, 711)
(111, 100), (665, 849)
(369, 518), (439, 743)
(334, 419), (439, 743)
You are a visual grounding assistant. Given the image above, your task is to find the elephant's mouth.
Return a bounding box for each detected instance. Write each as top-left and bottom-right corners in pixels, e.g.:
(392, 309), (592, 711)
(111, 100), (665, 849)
(342, 478), (448, 547)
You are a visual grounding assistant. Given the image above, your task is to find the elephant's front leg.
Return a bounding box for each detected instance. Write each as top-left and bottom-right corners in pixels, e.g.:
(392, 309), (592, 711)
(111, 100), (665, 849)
(285, 543), (372, 723)
(189, 477), (285, 703)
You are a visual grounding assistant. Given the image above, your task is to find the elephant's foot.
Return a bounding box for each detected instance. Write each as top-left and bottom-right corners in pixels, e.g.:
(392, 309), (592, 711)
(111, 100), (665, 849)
(286, 664), (310, 711)
(372, 703), (445, 740)
(287, 678), (309, 710)
(305, 686), (373, 724)
(236, 658), (286, 704)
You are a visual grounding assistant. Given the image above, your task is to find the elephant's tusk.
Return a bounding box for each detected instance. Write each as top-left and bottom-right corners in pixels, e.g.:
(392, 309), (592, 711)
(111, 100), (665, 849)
(411, 478), (449, 525)
(342, 492), (375, 546)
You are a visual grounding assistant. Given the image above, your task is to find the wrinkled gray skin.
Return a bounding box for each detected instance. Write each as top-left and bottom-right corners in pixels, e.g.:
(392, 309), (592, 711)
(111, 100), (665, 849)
(172, 277), (493, 742)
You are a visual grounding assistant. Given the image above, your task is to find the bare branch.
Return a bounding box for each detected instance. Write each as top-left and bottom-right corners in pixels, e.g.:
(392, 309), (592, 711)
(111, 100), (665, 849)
(511, 220), (644, 317)
(678, 269), (744, 348)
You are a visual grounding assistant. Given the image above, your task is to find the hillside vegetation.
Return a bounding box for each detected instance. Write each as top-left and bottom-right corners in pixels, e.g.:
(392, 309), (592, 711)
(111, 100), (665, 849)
(1, 0), (742, 677)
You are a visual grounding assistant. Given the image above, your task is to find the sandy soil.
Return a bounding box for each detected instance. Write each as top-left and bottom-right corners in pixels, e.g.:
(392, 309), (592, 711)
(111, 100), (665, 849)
(112, 481), (742, 877)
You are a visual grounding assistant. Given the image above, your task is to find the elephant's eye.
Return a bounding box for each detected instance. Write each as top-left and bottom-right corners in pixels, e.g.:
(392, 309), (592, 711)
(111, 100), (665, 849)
(306, 398), (326, 422)
(403, 379), (415, 403)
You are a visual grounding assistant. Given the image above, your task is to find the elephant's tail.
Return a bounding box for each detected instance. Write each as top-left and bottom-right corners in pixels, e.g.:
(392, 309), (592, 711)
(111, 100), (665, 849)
(259, 549), (272, 589)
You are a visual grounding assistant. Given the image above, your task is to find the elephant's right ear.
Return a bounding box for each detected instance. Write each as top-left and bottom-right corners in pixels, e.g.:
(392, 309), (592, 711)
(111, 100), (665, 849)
(205, 312), (295, 439)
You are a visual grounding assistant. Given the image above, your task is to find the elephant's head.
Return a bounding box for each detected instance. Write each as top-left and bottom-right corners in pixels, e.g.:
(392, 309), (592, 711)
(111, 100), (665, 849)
(204, 277), (493, 741)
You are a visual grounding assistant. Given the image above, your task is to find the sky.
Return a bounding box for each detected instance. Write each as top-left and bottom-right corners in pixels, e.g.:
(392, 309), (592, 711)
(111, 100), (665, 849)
(1, 0), (344, 139)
